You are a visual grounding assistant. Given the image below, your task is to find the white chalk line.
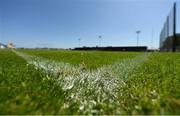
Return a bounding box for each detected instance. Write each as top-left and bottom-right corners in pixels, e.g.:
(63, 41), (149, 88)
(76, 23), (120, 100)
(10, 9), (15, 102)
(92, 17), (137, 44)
(13, 49), (151, 113)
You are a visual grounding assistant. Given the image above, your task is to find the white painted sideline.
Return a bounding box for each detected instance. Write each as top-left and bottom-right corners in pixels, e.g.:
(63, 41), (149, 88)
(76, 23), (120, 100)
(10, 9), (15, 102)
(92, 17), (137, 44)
(13, 49), (151, 113)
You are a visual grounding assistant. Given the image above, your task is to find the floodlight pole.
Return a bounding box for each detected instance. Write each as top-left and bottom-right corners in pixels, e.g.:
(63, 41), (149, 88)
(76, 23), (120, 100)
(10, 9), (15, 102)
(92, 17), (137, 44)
(151, 29), (154, 49)
(78, 38), (81, 47)
(98, 35), (102, 47)
(136, 30), (141, 46)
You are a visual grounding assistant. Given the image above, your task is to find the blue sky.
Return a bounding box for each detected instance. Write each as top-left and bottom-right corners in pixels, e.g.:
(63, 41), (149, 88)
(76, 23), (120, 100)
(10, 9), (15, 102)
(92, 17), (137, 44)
(0, 0), (179, 49)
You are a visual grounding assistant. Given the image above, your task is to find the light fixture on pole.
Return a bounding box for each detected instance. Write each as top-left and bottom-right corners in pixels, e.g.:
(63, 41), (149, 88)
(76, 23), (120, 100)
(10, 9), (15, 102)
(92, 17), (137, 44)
(78, 38), (81, 47)
(98, 35), (102, 47)
(136, 30), (141, 46)
(151, 29), (154, 49)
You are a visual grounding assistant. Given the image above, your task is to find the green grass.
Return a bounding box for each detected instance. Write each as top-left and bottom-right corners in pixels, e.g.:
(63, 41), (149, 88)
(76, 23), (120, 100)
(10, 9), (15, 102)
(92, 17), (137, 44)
(19, 49), (141, 69)
(116, 53), (180, 114)
(0, 49), (180, 115)
(0, 49), (70, 114)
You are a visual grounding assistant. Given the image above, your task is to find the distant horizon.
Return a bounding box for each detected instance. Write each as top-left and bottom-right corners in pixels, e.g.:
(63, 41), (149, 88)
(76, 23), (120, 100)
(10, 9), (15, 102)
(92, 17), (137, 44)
(0, 0), (179, 49)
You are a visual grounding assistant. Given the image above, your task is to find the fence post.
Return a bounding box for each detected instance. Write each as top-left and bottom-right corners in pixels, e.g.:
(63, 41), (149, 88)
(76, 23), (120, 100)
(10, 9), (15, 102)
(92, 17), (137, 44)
(173, 2), (177, 52)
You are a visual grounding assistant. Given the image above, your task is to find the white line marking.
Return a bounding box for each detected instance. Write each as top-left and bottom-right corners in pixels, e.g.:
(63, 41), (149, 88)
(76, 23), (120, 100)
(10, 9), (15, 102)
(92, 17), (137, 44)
(13, 49), (151, 113)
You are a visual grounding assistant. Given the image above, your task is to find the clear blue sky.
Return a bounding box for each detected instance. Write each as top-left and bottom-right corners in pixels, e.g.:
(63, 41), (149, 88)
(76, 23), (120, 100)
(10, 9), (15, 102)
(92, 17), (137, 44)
(0, 0), (179, 49)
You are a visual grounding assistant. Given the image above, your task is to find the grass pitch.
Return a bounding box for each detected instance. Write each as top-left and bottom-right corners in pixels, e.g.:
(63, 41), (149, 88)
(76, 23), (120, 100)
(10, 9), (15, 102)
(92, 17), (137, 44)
(0, 49), (180, 114)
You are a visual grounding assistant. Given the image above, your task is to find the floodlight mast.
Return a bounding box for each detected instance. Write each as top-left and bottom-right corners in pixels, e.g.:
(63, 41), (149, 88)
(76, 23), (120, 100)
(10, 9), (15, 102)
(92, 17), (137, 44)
(78, 38), (81, 47)
(151, 29), (154, 49)
(98, 35), (102, 47)
(136, 30), (141, 46)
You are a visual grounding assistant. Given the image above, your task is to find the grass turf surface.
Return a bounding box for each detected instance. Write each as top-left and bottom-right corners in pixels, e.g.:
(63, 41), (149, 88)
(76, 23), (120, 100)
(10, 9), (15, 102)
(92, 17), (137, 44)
(0, 49), (180, 114)
(19, 49), (141, 69)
